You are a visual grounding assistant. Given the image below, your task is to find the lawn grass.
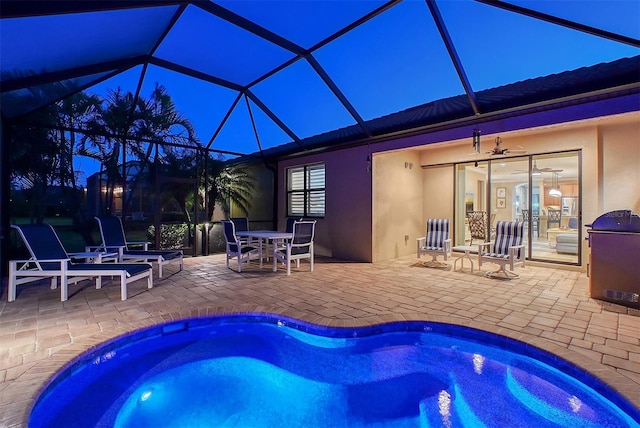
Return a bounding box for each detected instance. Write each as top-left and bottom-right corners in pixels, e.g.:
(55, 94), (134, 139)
(11, 217), (96, 252)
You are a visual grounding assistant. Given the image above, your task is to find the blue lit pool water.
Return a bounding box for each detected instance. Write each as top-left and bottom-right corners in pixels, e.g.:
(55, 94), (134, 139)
(30, 314), (639, 427)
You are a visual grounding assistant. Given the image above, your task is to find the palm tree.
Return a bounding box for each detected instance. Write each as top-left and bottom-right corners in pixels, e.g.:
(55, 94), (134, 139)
(8, 101), (60, 223)
(54, 92), (102, 242)
(207, 158), (255, 220)
(82, 84), (199, 218)
(82, 88), (146, 215)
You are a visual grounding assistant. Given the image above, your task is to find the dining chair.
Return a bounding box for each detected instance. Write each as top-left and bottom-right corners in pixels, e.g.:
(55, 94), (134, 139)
(547, 209), (562, 229)
(230, 217), (249, 232)
(466, 211), (488, 244)
(222, 220), (259, 273)
(285, 217), (303, 233)
(273, 220), (316, 275)
(521, 209), (539, 238)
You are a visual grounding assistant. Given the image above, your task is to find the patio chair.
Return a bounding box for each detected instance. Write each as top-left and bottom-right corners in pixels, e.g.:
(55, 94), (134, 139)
(222, 220), (260, 272)
(285, 217), (303, 233)
(230, 216), (253, 246)
(93, 216), (183, 278)
(229, 217), (248, 231)
(417, 218), (451, 268)
(8, 224), (152, 302)
(477, 221), (525, 279)
(273, 220), (316, 275)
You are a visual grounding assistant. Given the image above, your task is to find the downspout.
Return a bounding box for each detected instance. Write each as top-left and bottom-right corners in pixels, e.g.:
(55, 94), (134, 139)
(263, 160), (278, 231)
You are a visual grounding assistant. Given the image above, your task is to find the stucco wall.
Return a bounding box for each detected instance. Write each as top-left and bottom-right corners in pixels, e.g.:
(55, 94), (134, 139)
(278, 145), (373, 262)
(600, 122), (640, 214)
(270, 108), (637, 266)
(230, 164), (275, 229)
(372, 150), (422, 261)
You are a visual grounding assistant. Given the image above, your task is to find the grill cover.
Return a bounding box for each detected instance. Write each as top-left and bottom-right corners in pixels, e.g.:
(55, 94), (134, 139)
(585, 210), (640, 233)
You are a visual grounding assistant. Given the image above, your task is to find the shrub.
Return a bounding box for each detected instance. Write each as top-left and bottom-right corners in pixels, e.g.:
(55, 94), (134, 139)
(147, 223), (188, 249)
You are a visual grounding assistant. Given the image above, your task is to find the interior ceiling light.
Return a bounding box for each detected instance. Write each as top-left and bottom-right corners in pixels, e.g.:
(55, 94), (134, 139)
(548, 172), (562, 197)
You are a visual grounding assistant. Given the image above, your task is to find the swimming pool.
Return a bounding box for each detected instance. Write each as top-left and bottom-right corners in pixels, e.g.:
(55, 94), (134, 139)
(30, 314), (639, 427)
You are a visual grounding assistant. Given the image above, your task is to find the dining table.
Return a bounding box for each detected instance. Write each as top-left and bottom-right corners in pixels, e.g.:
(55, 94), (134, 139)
(235, 230), (293, 268)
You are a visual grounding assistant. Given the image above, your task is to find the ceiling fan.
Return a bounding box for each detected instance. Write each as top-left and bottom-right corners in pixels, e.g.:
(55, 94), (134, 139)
(511, 160), (564, 175)
(486, 137), (527, 157)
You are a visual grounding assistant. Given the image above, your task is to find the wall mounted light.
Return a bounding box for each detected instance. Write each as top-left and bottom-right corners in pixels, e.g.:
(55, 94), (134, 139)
(472, 129), (481, 153)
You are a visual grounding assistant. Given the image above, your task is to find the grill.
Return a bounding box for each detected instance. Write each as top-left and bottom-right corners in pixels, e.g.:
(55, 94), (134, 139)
(586, 210), (640, 308)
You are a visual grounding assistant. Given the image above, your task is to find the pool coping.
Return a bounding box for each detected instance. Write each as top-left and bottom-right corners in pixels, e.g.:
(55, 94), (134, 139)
(4, 305), (640, 427)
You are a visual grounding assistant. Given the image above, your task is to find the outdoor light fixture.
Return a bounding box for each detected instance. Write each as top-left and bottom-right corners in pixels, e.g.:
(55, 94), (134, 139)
(548, 172), (562, 198)
(472, 129), (481, 153)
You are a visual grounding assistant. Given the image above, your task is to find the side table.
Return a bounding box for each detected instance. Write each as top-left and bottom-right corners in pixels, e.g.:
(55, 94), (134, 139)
(452, 245), (477, 273)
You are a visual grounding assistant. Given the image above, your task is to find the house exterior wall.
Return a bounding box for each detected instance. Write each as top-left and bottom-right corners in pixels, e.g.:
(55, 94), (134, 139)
(278, 145), (372, 262)
(273, 97), (639, 266)
(229, 164), (275, 229)
(372, 150), (422, 261)
(600, 122), (640, 214)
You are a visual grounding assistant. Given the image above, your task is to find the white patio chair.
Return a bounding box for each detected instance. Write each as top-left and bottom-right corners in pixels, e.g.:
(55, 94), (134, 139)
(222, 220), (260, 272)
(417, 218), (451, 268)
(9, 224), (152, 302)
(273, 220), (316, 275)
(477, 221), (525, 279)
(93, 216), (183, 278)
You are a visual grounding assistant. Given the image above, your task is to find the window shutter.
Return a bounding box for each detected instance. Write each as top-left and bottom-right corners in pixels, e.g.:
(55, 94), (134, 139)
(286, 163), (325, 217)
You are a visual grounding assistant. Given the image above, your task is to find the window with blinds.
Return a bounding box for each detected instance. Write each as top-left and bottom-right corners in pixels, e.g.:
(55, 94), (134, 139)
(287, 163), (325, 217)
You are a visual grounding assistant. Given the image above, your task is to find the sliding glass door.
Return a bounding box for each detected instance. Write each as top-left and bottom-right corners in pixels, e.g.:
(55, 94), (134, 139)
(455, 161), (489, 247)
(455, 151), (580, 264)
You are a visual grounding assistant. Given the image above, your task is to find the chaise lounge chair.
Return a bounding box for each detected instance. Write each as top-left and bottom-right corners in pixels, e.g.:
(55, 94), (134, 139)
(94, 216), (183, 278)
(9, 224), (153, 302)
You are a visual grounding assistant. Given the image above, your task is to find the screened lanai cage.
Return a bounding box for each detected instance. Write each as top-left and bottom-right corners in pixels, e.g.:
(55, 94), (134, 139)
(1, 1), (639, 269)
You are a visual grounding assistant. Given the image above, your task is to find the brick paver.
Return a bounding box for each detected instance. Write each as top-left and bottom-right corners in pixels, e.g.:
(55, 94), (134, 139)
(0, 254), (638, 426)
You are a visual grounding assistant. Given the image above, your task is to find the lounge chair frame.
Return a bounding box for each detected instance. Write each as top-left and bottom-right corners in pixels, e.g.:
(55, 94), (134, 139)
(93, 216), (183, 278)
(9, 224), (152, 301)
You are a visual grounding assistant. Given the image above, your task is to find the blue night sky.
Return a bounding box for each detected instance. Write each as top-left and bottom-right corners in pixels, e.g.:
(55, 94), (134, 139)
(2, 0), (639, 181)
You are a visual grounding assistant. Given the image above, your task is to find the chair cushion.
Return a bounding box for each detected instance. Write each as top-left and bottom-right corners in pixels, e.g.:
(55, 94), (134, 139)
(483, 252), (510, 259)
(69, 263), (151, 275)
(493, 221), (524, 257)
(556, 233), (578, 244)
(422, 245), (445, 251)
(426, 219), (449, 248)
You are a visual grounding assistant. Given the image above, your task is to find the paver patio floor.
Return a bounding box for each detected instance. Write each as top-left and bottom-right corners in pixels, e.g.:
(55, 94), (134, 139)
(1, 253), (638, 426)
